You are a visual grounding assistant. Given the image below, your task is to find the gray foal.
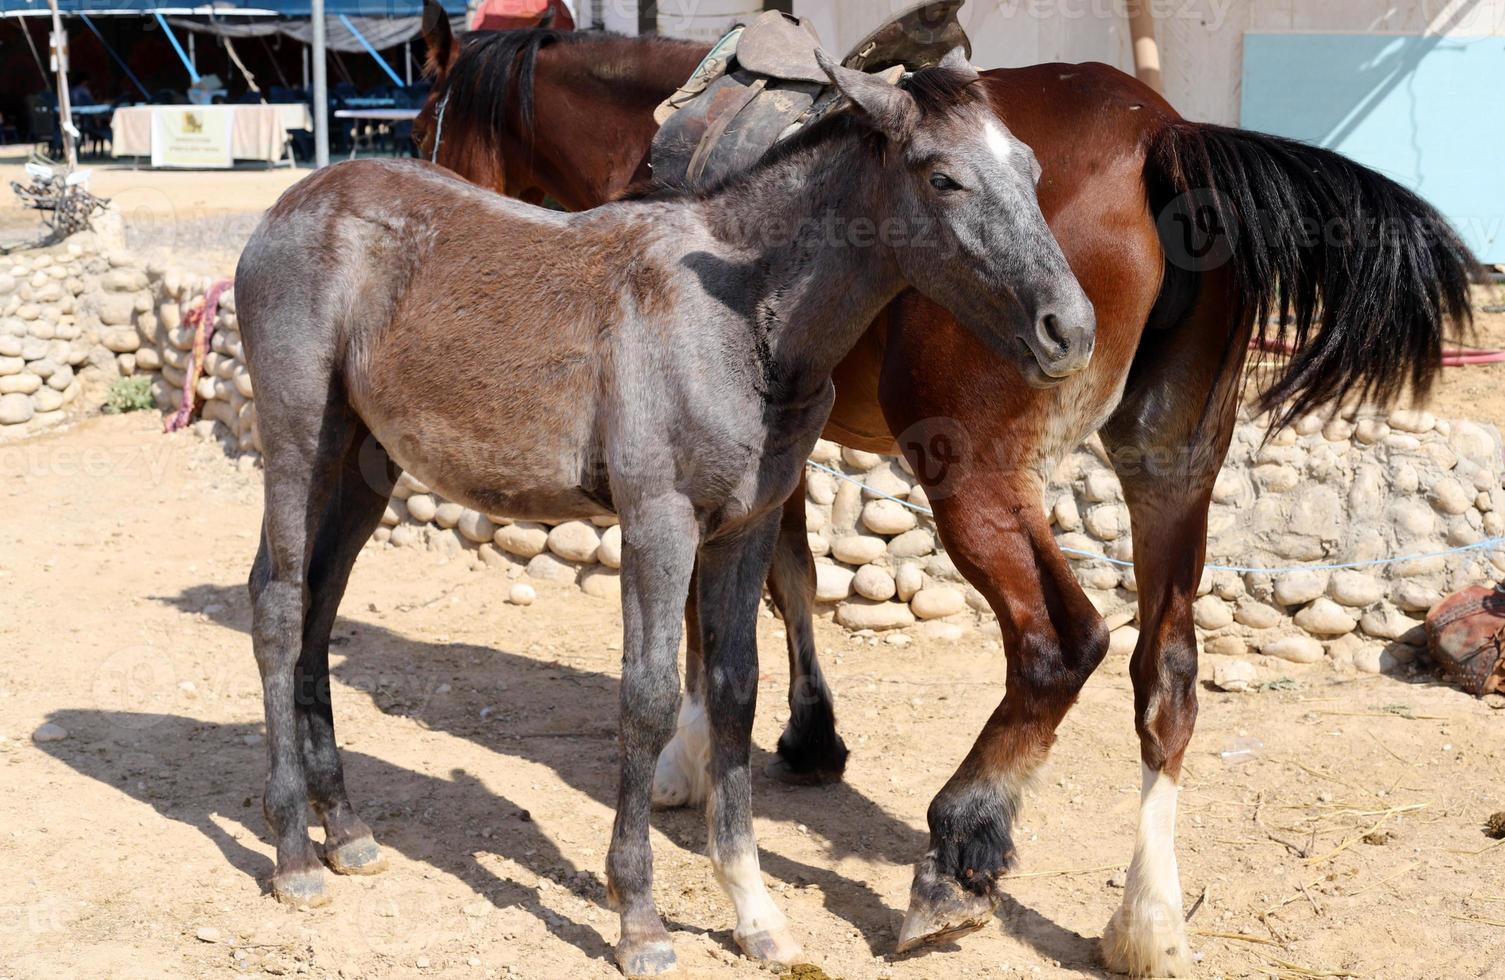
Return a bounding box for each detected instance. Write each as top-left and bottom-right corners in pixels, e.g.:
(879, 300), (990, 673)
(235, 48), (1093, 975)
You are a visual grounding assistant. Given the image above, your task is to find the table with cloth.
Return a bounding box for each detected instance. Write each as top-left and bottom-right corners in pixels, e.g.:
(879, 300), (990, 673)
(109, 104), (312, 166)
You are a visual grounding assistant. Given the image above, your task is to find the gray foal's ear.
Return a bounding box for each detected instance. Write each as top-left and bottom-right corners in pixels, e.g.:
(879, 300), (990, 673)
(937, 45), (978, 80)
(814, 48), (918, 139)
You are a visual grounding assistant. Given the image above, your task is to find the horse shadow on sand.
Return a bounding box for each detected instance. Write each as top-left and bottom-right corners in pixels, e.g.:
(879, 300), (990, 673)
(38, 578), (1105, 973)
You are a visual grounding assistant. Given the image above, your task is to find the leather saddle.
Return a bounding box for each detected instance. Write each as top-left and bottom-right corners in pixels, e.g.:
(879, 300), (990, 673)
(651, 0), (970, 189)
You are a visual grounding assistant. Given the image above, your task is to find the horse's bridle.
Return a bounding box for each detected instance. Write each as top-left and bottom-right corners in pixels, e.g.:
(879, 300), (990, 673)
(429, 93), (450, 163)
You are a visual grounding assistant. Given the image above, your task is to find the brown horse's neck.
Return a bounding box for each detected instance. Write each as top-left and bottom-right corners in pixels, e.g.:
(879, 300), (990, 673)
(688, 123), (904, 392)
(522, 34), (709, 208)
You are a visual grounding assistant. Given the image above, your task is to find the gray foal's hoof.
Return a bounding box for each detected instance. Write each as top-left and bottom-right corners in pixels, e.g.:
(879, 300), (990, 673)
(735, 926), (803, 964)
(324, 834), (388, 876)
(614, 936), (678, 976)
(271, 866), (331, 908)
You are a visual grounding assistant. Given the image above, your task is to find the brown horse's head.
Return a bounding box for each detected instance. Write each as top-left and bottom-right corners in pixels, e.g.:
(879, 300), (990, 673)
(818, 50), (1096, 386)
(414, 1), (555, 203)
(414, 1), (460, 162)
(414, 11), (708, 210)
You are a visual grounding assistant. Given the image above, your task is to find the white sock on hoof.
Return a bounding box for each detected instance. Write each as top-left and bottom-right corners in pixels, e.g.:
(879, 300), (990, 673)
(651, 696), (711, 808)
(709, 844), (798, 961)
(1102, 763), (1191, 977)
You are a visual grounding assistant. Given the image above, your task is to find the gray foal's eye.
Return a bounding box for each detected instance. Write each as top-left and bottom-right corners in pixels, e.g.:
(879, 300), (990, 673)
(929, 172), (963, 192)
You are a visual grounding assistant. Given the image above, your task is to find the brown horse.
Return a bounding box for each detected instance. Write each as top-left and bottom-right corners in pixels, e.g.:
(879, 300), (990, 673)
(414, 16), (1475, 976)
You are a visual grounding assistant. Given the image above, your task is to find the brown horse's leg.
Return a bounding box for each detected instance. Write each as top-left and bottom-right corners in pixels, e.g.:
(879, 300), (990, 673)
(248, 404), (360, 908)
(766, 476), (847, 784)
(899, 474), (1108, 950)
(297, 431), (394, 876)
(654, 480), (847, 807)
(652, 562), (712, 809)
(1097, 291), (1241, 978)
(1094, 472), (1206, 978)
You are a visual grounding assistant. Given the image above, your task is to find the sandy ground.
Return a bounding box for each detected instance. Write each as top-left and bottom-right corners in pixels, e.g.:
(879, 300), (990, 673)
(2, 414), (1504, 980)
(1424, 297), (1505, 423)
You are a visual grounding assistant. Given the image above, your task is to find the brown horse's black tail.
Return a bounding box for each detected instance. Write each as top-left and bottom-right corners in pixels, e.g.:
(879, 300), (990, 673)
(1144, 120), (1478, 429)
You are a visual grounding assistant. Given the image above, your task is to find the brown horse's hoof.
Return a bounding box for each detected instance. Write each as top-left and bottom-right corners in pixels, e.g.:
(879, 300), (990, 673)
(895, 868), (995, 954)
(763, 755), (844, 787)
(1100, 901), (1193, 977)
(614, 935), (678, 976)
(272, 866), (331, 908)
(735, 925), (802, 964)
(325, 834), (387, 876)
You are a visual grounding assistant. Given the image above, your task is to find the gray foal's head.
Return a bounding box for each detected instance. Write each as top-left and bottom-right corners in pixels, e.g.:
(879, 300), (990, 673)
(818, 48), (1096, 387)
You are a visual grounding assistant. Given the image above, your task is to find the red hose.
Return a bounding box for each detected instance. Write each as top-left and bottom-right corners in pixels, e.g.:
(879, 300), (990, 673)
(164, 278), (234, 434)
(1250, 338), (1505, 366)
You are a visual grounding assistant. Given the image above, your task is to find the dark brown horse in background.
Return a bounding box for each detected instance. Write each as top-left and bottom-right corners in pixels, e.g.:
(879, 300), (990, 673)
(413, 13), (1474, 976)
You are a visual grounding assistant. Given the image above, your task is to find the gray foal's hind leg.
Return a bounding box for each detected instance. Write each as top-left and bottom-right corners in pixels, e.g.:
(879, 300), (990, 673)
(698, 512), (800, 963)
(607, 495), (700, 976)
(297, 431), (396, 876)
(249, 393), (359, 907)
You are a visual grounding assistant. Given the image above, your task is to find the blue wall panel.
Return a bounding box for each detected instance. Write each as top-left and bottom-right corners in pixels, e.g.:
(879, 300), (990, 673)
(1242, 32), (1505, 263)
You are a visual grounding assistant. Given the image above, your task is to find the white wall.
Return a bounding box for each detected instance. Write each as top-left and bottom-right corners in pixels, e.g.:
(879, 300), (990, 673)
(794, 0), (1505, 124)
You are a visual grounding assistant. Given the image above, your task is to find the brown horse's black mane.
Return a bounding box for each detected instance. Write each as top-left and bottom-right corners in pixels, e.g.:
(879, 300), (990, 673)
(433, 28), (704, 147)
(434, 26), (981, 175)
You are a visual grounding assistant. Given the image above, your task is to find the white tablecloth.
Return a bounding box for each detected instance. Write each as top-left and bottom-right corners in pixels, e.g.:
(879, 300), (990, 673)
(110, 104), (312, 164)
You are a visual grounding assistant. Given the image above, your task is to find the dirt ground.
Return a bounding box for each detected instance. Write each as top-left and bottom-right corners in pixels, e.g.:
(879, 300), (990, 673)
(2, 413), (1504, 980)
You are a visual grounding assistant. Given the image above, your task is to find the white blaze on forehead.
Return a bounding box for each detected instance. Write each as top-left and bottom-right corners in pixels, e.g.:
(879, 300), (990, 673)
(983, 120), (1014, 164)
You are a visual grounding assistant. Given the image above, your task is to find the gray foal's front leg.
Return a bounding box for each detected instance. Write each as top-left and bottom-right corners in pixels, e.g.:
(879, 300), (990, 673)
(607, 495), (700, 976)
(697, 512), (801, 963)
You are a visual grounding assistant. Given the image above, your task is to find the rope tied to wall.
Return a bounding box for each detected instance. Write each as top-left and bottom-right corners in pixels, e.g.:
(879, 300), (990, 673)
(165, 278), (233, 434)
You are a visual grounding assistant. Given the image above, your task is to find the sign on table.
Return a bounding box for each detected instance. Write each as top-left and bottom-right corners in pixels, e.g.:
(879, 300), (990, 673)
(150, 107), (233, 169)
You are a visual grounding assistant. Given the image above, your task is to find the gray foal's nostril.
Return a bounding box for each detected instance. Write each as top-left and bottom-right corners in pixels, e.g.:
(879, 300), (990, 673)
(1037, 312), (1071, 359)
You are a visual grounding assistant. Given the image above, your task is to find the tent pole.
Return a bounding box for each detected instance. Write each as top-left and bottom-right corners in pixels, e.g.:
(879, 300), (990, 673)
(1126, 0), (1164, 95)
(16, 13), (53, 89)
(312, 0), (329, 167)
(79, 13), (151, 100)
(45, 0), (76, 168)
(337, 14), (403, 86)
(152, 12), (200, 84)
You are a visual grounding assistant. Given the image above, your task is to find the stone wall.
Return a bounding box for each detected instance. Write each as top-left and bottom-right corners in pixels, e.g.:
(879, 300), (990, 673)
(0, 244), (98, 428)
(5, 240), (1503, 674)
